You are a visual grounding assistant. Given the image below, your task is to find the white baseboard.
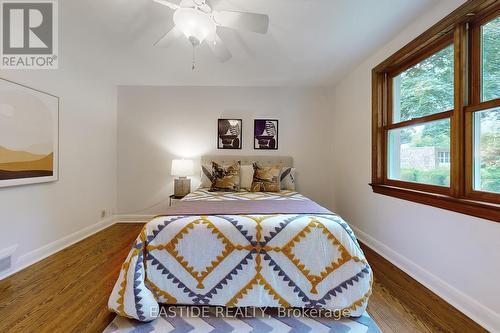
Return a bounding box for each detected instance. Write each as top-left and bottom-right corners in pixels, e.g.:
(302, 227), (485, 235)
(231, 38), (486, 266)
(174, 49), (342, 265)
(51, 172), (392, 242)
(0, 214), (150, 281)
(351, 224), (500, 333)
(114, 214), (154, 223)
(0, 216), (116, 281)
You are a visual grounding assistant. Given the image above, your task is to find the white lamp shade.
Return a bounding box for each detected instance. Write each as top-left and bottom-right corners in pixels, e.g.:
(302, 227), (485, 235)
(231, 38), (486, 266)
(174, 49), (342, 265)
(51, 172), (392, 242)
(173, 8), (216, 44)
(171, 159), (194, 177)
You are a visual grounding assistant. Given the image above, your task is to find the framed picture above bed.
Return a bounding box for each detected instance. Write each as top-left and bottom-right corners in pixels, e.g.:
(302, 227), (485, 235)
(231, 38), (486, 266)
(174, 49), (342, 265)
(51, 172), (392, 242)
(254, 119), (278, 150)
(217, 119), (242, 149)
(0, 78), (59, 188)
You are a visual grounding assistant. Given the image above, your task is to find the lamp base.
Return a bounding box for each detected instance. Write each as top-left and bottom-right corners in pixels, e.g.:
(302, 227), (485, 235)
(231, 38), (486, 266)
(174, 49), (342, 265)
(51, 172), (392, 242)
(174, 177), (191, 197)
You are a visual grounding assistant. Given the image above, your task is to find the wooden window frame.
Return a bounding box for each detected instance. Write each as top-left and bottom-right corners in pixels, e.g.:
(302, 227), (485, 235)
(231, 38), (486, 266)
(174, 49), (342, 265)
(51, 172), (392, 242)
(371, 0), (500, 222)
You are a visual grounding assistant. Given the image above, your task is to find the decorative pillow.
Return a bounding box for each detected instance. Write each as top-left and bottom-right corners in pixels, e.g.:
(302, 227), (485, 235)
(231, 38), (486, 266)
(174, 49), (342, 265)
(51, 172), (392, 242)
(240, 165), (254, 191)
(200, 164), (213, 188)
(280, 167), (296, 190)
(250, 163), (281, 192)
(210, 161), (241, 192)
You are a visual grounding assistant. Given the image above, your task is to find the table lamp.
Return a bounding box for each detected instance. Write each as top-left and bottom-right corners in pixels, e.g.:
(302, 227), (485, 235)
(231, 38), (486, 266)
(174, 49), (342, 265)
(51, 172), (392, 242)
(171, 159), (194, 197)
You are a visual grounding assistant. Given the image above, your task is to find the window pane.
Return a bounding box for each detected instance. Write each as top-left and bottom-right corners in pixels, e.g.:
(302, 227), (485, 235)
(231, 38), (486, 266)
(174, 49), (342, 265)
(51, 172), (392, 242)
(388, 119), (451, 186)
(393, 45), (454, 123)
(474, 107), (500, 193)
(482, 16), (500, 102)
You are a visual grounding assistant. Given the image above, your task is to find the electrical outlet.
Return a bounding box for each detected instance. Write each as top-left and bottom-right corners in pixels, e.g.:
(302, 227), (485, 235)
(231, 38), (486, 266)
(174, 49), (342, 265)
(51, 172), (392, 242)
(101, 210), (106, 218)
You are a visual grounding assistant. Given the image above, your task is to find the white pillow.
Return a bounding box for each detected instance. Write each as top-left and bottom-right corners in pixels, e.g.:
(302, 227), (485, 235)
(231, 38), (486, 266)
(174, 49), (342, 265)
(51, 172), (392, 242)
(240, 165), (254, 190)
(280, 167), (296, 190)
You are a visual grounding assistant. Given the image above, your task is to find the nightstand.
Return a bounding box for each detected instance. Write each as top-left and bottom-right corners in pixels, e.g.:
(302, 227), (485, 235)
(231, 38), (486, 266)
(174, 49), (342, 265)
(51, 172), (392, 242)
(169, 194), (186, 206)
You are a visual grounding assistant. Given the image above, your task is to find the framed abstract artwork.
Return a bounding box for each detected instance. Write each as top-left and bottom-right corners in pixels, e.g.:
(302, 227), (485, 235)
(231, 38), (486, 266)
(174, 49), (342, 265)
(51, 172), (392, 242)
(254, 119), (278, 150)
(218, 119), (242, 149)
(0, 78), (59, 188)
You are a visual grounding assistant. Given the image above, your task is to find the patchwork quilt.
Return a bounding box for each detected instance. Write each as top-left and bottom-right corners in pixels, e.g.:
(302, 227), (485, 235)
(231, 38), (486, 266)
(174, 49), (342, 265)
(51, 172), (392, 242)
(108, 192), (372, 322)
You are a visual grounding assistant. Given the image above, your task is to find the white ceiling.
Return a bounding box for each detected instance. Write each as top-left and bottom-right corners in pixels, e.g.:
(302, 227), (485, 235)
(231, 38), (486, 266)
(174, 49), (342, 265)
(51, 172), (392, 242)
(62, 0), (437, 86)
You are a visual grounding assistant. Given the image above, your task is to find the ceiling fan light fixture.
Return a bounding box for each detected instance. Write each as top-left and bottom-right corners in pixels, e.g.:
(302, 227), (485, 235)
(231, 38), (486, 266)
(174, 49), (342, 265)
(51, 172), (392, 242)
(154, 0), (270, 66)
(173, 8), (216, 45)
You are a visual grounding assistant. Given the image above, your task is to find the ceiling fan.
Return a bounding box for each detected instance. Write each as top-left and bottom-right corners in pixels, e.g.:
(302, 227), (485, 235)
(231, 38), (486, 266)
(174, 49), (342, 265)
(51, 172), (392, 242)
(153, 0), (269, 69)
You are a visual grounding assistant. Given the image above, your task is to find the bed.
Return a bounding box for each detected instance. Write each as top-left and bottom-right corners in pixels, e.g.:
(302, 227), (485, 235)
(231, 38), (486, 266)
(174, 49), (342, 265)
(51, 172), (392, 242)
(108, 156), (372, 322)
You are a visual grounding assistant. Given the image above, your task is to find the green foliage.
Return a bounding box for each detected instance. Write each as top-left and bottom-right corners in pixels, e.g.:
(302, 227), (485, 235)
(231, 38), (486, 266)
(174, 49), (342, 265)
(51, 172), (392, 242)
(397, 45), (454, 122)
(477, 18), (500, 193)
(395, 46), (454, 148)
(398, 119), (450, 148)
(400, 168), (450, 186)
(482, 17), (500, 101)
(413, 120), (450, 148)
(477, 109), (500, 193)
(480, 166), (500, 193)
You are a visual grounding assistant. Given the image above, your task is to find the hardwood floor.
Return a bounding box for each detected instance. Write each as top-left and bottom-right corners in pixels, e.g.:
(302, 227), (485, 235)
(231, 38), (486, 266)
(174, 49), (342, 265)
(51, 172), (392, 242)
(362, 243), (488, 333)
(0, 223), (487, 333)
(0, 223), (144, 333)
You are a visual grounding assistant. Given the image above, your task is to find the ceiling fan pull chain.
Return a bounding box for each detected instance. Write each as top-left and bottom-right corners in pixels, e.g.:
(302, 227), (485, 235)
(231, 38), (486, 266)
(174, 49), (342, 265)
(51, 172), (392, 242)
(192, 45), (196, 71)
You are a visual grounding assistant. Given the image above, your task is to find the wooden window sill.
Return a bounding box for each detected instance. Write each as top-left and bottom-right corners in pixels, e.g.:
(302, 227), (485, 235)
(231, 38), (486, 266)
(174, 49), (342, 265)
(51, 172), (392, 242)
(370, 184), (500, 222)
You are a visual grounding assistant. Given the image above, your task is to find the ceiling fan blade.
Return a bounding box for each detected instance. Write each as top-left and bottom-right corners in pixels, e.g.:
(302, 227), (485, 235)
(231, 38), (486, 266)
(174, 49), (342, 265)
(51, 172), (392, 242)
(204, 0), (216, 8)
(153, 0), (180, 10)
(154, 26), (182, 48)
(179, 0), (196, 8)
(207, 34), (232, 62)
(214, 10), (269, 34)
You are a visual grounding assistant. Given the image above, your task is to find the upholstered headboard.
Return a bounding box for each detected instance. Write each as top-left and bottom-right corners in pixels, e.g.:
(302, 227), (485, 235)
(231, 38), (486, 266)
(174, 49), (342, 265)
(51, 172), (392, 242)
(201, 155), (293, 168)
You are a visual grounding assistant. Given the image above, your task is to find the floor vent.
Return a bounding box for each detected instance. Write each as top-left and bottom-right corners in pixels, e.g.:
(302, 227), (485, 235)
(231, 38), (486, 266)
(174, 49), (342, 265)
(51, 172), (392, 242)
(0, 245), (17, 274)
(0, 256), (11, 272)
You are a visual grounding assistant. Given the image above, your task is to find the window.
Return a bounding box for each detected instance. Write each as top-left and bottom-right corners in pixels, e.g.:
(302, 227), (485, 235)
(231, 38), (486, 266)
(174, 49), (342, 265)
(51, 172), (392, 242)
(371, 3), (500, 222)
(387, 44), (454, 190)
(388, 119), (451, 187)
(392, 45), (454, 123)
(473, 107), (499, 193)
(482, 17), (500, 102)
(438, 151), (451, 164)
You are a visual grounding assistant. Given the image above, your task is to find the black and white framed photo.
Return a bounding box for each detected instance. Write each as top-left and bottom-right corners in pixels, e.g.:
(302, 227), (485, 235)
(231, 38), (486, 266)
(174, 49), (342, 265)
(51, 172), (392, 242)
(254, 119), (278, 150)
(217, 119), (242, 149)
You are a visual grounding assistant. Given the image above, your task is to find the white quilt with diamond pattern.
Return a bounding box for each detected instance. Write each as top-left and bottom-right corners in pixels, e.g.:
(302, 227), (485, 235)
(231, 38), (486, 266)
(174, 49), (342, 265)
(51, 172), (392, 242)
(108, 190), (372, 322)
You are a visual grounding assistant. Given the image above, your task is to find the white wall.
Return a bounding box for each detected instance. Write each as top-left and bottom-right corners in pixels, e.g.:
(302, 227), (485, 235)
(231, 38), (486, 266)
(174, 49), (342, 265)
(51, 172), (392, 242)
(117, 86), (332, 215)
(329, 0), (500, 331)
(0, 26), (118, 278)
(0, 0), (120, 278)
(0, 70), (117, 277)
